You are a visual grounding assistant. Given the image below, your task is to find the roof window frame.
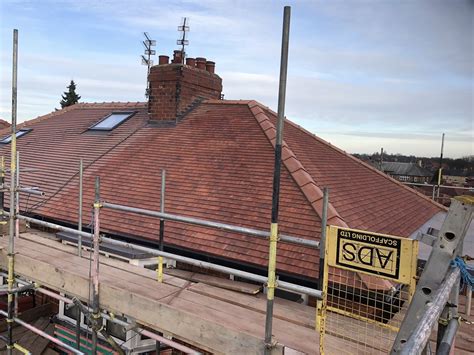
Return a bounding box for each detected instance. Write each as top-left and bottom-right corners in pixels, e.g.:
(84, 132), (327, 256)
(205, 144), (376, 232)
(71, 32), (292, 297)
(0, 128), (32, 144)
(88, 111), (137, 131)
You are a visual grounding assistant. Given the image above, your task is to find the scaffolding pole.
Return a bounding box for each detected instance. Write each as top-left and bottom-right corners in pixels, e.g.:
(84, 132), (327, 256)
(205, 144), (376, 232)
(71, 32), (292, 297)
(157, 169), (165, 354)
(317, 188), (329, 290)
(76, 160), (83, 350)
(7, 28), (18, 355)
(6, 276), (197, 354)
(78, 158), (83, 257)
(1, 157), (5, 216)
(0, 310), (84, 354)
(264, 6), (290, 354)
(14, 152), (19, 318)
(12, 212), (322, 299)
(91, 176), (102, 352)
(157, 169), (165, 283)
(101, 202), (318, 248)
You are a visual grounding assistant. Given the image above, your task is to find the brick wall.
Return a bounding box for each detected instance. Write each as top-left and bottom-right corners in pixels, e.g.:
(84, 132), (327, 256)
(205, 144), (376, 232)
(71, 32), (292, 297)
(148, 63), (222, 122)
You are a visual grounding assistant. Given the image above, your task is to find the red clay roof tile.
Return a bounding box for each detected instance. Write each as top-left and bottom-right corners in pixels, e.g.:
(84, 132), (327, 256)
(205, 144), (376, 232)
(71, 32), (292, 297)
(0, 99), (443, 288)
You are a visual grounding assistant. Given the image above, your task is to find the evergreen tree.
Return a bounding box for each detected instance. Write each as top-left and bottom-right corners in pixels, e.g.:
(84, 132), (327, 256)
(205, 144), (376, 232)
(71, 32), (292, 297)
(60, 80), (81, 108)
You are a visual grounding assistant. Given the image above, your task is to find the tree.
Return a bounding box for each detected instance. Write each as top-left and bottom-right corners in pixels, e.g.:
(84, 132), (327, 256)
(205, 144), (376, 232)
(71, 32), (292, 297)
(60, 80), (81, 108)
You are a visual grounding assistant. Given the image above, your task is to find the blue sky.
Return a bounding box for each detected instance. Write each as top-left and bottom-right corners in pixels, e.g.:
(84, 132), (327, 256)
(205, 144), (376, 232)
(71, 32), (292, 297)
(0, 0), (472, 158)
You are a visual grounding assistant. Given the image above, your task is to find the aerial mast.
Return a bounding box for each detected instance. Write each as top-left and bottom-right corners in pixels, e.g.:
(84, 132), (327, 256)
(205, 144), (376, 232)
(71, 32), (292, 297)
(177, 17), (190, 64)
(141, 32), (156, 97)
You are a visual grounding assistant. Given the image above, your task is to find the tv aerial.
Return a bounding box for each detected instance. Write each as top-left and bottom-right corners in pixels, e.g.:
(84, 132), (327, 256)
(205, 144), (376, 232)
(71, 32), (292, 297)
(141, 32), (156, 97)
(177, 17), (190, 64)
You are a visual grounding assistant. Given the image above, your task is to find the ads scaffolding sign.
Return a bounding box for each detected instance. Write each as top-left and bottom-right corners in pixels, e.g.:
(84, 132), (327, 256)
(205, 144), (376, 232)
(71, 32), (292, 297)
(318, 226), (418, 354)
(336, 229), (401, 281)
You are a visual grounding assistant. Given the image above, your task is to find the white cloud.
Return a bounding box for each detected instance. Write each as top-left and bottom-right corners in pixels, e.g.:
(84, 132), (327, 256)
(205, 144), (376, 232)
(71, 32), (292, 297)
(0, 0), (471, 158)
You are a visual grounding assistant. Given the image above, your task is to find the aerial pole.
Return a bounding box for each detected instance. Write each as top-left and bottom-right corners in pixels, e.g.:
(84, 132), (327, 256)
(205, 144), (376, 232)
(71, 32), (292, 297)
(177, 17), (190, 64)
(7, 28), (18, 355)
(380, 147), (384, 170)
(436, 133), (445, 201)
(264, 6), (290, 354)
(141, 32), (156, 98)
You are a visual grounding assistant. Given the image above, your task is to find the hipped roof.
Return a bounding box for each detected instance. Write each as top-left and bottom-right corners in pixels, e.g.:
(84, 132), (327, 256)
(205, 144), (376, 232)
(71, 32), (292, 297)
(0, 100), (445, 288)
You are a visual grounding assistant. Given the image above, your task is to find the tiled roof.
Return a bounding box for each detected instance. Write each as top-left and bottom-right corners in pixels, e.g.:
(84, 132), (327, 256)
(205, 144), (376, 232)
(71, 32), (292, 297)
(382, 161), (433, 177)
(0, 100), (444, 286)
(0, 119), (10, 130)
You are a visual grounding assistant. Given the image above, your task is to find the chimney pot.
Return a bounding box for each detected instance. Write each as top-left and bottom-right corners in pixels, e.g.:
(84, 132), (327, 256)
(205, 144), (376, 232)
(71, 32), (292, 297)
(186, 57), (196, 67)
(172, 50), (183, 64)
(158, 55), (169, 65)
(196, 57), (207, 70)
(205, 61), (215, 74)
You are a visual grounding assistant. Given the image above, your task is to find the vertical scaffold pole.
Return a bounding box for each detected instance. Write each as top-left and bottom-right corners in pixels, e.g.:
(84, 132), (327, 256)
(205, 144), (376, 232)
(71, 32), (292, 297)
(7, 28), (19, 355)
(76, 159), (83, 349)
(78, 158), (83, 257)
(157, 169), (166, 283)
(1, 156), (5, 213)
(91, 176), (101, 353)
(316, 188), (329, 355)
(264, 6), (290, 354)
(318, 188), (329, 290)
(15, 152), (19, 239)
(156, 169), (165, 354)
(14, 151), (19, 318)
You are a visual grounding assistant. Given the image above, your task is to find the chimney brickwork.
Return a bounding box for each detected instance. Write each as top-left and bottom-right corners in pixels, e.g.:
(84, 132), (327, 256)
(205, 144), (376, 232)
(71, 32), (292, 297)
(148, 54), (222, 123)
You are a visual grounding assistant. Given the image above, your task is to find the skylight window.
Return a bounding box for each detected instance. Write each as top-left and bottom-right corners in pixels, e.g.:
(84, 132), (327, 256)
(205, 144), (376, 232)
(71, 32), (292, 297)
(0, 129), (32, 144)
(89, 112), (135, 131)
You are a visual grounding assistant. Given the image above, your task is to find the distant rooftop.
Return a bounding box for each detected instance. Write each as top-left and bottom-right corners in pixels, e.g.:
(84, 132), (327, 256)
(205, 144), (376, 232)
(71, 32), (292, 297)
(382, 161), (432, 177)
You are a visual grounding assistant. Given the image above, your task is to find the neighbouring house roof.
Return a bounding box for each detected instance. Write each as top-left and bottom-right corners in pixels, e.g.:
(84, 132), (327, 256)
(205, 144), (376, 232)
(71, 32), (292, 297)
(0, 119), (11, 130)
(0, 100), (445, 287)
(382, 161), (432, 178)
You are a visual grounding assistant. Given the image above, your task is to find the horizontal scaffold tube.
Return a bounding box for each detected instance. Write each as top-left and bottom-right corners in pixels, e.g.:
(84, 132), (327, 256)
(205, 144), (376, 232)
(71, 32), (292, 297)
(0, 310), (84, 355)
(102, 202), (319, 248)
(15, 214), (322, 299)
(16, 215), (92, 239)
(101, 236), (322, 299)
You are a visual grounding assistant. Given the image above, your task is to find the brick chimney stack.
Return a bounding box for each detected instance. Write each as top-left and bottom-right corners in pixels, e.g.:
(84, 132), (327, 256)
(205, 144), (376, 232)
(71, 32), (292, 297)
(147, 52), (223, 124)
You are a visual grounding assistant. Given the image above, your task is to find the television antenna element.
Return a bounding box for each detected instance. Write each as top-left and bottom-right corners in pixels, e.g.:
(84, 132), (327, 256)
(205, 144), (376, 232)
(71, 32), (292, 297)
(177, 17), (190, 64)
(141, 32), (156, 97)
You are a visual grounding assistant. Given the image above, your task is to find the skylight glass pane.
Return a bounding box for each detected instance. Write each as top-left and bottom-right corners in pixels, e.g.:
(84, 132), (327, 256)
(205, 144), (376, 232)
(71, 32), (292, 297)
(0, 129), (31, 144)
(90, 112), (133, 130)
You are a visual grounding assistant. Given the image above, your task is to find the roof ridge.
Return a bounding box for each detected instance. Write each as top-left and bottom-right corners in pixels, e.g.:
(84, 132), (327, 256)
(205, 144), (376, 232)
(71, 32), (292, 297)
(256, 103), (447, 212)
(246, 101), (347, 227)
(205, 99), (252, 105)
(247, 100), (393, 291)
